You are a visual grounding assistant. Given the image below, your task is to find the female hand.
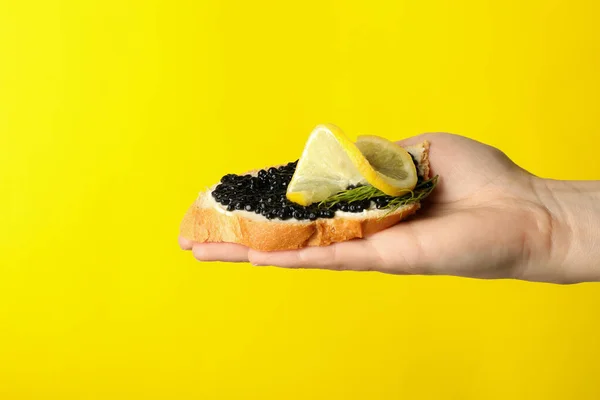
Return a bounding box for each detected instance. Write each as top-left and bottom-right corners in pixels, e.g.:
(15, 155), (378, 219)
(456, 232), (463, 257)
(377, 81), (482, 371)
(180, 133), (600, 284)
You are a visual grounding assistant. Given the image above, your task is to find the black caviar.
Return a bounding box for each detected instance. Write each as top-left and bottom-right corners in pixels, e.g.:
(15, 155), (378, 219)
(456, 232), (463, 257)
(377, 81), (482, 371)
(211, 157), (418, 221)
(410, 153), (423, 184)
(212, 160), (368, 221)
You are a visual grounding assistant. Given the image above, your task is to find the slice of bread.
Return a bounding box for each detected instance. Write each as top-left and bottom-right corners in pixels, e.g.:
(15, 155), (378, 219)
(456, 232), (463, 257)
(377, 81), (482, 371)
(180, 141), (431, 252)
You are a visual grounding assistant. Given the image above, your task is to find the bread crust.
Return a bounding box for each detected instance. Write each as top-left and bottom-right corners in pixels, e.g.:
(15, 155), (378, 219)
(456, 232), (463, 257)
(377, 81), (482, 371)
(180, 141), (431, 251)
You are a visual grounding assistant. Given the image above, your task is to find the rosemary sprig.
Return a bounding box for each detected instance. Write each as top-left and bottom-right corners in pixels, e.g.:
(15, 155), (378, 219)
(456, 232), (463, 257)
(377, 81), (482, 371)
(319, 175), (439, 216)
(318, 185), (388, 208)
(381, 175), (439, 216)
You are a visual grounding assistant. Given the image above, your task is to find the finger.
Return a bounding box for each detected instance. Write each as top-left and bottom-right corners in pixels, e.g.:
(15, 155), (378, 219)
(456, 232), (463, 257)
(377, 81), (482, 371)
(192, 243), (249, 262)
(395, 132), (442, 147)
(248, 239), (383, 271)
(179, 235), (194, 250)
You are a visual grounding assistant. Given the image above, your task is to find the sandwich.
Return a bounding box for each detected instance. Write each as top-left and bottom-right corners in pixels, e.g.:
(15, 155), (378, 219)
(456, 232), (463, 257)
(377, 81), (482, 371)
(180, 124), (437, 251)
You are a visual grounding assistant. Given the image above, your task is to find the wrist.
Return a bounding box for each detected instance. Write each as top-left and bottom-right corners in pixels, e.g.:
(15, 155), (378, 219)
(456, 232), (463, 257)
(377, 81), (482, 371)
(531, 177), (600, 283)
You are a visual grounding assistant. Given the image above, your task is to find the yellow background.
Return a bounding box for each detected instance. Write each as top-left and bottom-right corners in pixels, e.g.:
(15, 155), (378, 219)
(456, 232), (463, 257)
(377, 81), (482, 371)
(1, 0), (599, 399)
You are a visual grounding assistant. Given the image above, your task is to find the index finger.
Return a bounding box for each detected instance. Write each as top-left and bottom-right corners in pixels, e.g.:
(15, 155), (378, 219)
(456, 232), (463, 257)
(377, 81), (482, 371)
(179, 235), (194, 250)
(247, 238), (384, 271)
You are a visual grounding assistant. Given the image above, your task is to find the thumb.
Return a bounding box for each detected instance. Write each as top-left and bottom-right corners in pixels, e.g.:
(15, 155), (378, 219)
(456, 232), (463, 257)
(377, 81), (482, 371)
(247, 226), (424, 274)
(248, 239), (382, 271)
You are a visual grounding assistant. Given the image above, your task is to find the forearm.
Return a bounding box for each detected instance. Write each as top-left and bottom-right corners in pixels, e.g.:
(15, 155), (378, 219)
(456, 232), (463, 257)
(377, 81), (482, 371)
(534, 178), (600, 283)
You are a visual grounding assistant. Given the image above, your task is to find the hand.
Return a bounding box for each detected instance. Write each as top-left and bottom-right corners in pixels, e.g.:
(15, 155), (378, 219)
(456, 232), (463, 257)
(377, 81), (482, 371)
(179, 133), (597, 284)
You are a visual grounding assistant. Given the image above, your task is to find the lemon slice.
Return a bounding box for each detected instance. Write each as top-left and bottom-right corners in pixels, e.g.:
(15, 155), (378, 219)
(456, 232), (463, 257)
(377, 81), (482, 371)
(355, 134), (418, 196)
(286, 124), (367, 206)
(286, 124), (418, 206)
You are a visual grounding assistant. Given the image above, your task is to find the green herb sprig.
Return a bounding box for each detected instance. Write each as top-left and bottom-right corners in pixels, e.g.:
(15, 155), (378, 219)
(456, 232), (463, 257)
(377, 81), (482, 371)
(381, 175), (438, 215)
(319, 175), (439, 216)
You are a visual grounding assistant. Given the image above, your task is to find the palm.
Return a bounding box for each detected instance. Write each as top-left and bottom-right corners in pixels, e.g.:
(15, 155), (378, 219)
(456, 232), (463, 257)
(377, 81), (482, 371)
(181, 133), (551, 280)
(366, 133), (549, 279)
